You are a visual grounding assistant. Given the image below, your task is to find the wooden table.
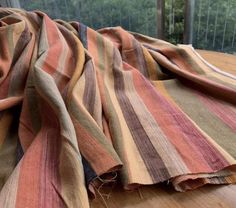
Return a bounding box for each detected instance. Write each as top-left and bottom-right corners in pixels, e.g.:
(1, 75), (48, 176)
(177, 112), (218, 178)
(91, 50), (236, 208)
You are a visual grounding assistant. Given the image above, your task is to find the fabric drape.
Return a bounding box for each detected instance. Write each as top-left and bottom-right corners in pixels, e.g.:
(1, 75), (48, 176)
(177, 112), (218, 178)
(0, 8), (236, 208)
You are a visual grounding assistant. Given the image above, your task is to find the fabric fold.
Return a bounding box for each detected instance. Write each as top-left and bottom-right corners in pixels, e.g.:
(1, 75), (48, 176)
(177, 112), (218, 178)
(0, 8), (236, 207)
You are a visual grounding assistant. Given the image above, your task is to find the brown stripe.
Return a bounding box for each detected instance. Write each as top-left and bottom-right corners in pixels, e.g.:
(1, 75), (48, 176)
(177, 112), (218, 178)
(112, 48), (170, 182)
(9, 25), (33, 96)
(83, 57), (96, 115)
(132, 39), (149, 77)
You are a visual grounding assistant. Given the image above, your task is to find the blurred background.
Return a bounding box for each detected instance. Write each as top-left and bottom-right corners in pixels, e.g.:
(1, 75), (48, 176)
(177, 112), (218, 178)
(13, 0), (236, 54)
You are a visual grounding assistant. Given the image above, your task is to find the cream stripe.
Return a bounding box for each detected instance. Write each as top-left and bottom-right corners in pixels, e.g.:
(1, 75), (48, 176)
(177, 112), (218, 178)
(103, 48), (153, 184)
(179, 45), (236, 84)
(189, 45), (236, 80)
(123, 71), (190, 177)
(154, 81), (236, 165)
(89, 58), (103, 129)
(105, 74), (153, 184)
(0, 160), (21, 207)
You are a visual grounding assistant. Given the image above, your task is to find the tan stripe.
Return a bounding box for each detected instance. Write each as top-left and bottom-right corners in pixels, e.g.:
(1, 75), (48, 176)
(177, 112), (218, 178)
(12, 18), (25, 48)
(66, 35), (85, 104)
(0, 161), (21, 207)
(154, 81), (236, 165)
(123, 72), (189, 177)
(34, 51), (79, 150)
(71, 67), (86, 105)
(103, 46), (152, 185)
(91, 59), (103, 129)
(142, 47), (158, 80)
(155, 80), (236, 158)
(179, 45), (236, 86)
(59, 141), (89, 208)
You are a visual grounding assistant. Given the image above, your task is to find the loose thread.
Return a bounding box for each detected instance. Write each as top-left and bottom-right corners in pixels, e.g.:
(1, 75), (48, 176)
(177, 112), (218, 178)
(91, 172), (118, 208)
(138, 187), (143, 199)
(94, 184), (109, 208)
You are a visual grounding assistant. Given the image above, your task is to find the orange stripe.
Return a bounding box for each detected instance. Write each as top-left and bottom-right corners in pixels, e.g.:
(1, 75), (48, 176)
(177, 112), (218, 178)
(41, 16), (63, 75)
(16, 131), (43, 208)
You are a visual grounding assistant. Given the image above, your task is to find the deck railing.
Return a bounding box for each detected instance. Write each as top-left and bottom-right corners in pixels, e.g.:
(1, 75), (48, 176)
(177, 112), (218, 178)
(1, 0), (236, 53)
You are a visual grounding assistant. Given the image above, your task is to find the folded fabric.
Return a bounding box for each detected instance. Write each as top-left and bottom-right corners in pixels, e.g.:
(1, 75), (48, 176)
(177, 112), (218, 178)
(0, 8), (236, 208)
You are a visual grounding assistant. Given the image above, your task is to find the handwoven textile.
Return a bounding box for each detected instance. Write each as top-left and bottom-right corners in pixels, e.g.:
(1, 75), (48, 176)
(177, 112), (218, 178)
(0, 8), (236, 207)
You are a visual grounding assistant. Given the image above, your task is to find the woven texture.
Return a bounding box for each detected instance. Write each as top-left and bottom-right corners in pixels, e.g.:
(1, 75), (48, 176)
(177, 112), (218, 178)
(0, 8), (236, 207)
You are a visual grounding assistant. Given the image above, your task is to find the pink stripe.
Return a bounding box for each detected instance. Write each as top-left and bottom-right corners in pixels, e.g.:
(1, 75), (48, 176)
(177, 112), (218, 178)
(198, 93), (236, 132)
(129, 64), (229, 171)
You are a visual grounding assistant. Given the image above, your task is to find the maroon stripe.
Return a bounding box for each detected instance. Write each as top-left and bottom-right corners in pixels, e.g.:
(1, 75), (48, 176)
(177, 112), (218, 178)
(137, 73), (230, 171)
(39, 101), (63, 207)
(112, 48), (170, 182)
(9, 25), (33, 96)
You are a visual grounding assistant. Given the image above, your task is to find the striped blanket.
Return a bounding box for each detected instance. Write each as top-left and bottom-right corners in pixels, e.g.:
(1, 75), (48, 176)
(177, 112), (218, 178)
(0, 8), (236, 208)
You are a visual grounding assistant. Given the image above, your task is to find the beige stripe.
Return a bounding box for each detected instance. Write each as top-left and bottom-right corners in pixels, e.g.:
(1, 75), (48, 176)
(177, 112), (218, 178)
(193, 124), (236, 165)
(38, 17), (49, 56)
(34, 52), (79, 151)
(72, 74), (105, 132)
(123, 71), (190, 177)
(12, 17), (25, 48)
(91, 61), (102, 128)
(154, 81), (236, 165)
(72, 65), (86, 104)
(179, 45), (236, 86)
(142, 47), (158, 80)
(103, 46), (153, 184)
(66, 36), (85, 103)
(0, 161), (21, 208)
(59, 141), (89, 208)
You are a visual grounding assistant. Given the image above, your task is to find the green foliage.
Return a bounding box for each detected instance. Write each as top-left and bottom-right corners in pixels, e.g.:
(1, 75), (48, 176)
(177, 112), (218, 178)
(19, 0), (236, 53)
(165, 0), (184, 44)
(20, 0), (157, 37)
(193, 0), (236, 53)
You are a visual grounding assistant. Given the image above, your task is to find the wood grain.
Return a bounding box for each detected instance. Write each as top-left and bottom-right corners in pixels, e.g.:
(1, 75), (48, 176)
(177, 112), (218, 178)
(91, 50), (236, 208)
(196, 50), (236, 75)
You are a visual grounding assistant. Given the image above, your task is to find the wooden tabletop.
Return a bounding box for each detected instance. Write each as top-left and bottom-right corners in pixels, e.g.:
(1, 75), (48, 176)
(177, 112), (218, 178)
(196, 50), (236, 75)
(91, 50), (236, 208)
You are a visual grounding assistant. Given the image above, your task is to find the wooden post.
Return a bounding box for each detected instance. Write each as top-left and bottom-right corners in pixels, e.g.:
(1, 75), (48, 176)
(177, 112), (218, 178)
(157, 0), (165, 39)
(183, 0), (195, 44)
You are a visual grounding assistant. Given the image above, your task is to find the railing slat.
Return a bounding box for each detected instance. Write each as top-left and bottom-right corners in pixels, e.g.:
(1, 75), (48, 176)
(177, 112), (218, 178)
(183, 0), (195, 44)
(197, 0), (202, 42)
(221, 0), (230, 51)
(205, 0), (211, 43)
(213, 3), (219, 48)
(157, 0), (165, 39)
(232, 23), (236, 48)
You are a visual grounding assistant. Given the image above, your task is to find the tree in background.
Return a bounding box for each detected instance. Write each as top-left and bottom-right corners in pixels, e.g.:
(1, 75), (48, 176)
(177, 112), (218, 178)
(193, 0), (236, 53)
(19, 0), (236, 53)
(165, 0), (184, 44)
(20, 0), (157, 37)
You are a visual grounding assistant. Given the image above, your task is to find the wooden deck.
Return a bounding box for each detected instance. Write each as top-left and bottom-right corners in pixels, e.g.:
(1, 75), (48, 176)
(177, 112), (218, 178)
(91, 50), (236, 208)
